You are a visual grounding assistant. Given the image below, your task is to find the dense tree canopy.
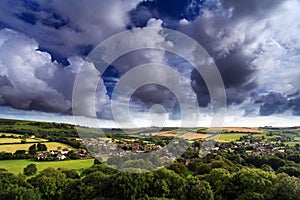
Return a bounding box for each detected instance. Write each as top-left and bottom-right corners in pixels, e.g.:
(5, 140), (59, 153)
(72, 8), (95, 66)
(2, 160), (300, 200)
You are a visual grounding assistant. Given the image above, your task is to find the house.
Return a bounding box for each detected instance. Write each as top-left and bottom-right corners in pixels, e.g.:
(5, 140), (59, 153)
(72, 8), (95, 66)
(61, 148), (69, 155)
(57, 154), (66, 160)
(50, 150), (58, 155)
(78, 148), (87, 154)
(37, 152), (48, 160)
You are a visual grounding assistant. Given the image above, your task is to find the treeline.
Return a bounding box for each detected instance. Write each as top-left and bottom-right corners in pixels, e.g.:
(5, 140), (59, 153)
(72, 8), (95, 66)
(1, 160), (300, 200)
(0, 127), (79, 139)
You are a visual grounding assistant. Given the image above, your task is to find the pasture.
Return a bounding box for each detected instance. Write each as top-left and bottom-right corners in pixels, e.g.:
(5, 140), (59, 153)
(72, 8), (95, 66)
(208, 133), (249, 142)
(284, 141), (300, 147)
(0, 159), (94, 174)
(206, 127), (263, 133)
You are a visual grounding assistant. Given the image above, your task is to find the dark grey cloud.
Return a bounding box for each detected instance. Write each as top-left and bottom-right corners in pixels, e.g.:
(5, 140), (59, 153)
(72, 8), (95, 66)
(259, 92), (290, 116)
(252, 92), (300, 116)
(290, 97), (300, 116)
(191, 51), (257, 106)
(130, 84), (180, 115)
(0, 75), (13, 88)
(0, 0), (140, 64)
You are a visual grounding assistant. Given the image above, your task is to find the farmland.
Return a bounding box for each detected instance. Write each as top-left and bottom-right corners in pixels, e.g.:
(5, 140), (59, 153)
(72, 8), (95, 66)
(178, 132), (212, 140)
(0, 159), (94, 174)
(0, 142), (74, 153)
(208, 133), (249, 142)
(0, 137), (48, 144)
(197, 127), (263, 133)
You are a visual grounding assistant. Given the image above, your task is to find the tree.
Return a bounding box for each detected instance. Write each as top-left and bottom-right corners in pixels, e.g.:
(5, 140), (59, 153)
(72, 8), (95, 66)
(29, 168), (67, 199)
(68, 150), (81, 160)
(24, 164), (37, 176)
(29, 144), (37, 156)
(188, 179), (214, 200)
(275, 173), (300, 200)
(1, 186), (41, 200)
(195, 162), (211, 175)
(14, 150), (27, 159)
(167, 161), (188, 177)
(61, 169), (80, 179)
(150, 168), (187, 199)
(228, 168), (276, 199)
(37, 143), (47, 151)
(261, 164), (275, 173)
(204, 168), (231, 200)
(93, 158), (103, 164)
(82, 171), (111, 199)
(277, 165), (300, 177)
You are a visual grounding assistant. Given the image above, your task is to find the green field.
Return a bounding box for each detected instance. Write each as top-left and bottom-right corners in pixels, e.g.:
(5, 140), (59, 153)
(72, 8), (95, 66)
(0, 142), (74, 153)
(0, 159), (94, 174)
(208, 133), (248, 142)
(284, 141), (300, 146)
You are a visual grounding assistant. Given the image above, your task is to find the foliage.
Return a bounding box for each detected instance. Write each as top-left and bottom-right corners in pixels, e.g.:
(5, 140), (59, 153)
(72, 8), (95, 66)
(24, 164), (37, 176)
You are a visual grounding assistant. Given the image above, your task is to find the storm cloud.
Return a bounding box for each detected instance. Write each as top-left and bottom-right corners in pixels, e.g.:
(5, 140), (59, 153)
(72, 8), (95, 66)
(0, 0), (141, 64)
(253, 92), (300, 116)
(178, 0), (300, 115)
(0, 0), (300, 126)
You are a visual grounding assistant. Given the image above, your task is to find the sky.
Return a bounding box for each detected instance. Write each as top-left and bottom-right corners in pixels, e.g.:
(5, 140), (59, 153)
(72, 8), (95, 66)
(0, 0), (299, 127)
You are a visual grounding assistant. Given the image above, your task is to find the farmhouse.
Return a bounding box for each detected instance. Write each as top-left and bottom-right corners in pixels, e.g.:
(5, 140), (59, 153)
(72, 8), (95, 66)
(61, 148), (69, 155)
(57, 154), (66, 160)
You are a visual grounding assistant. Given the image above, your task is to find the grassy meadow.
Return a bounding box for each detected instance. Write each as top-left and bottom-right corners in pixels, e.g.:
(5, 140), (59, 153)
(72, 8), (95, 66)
(208, 133), (249, 142)
(0, 159), (94, 174)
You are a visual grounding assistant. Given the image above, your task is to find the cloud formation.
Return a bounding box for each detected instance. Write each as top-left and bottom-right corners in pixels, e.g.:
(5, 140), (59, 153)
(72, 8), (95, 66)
(0, 29), (110, 116)
(0, 0), (300, 126)
(178, 0), (300, 115)
(0, 0), (141, 63)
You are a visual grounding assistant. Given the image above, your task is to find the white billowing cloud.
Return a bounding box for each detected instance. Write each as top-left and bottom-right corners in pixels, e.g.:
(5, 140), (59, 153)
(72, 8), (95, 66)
(100, 19), (202, 125)
(110, 18), (168, 73)
(249, 0), (300, 95)
(0, 28), (70, 112)
(0, 28), (110, 116)
(72, 60), (111, 118)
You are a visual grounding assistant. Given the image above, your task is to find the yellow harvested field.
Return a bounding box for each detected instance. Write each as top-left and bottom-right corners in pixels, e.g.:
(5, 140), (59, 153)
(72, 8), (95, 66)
(152, 131), (176, 137)
(155, 133), (177, 137)
(0, 133), (22, 137)
(0, 138), (22, 144)
(0, 142), (74, 153)
(178, 132), (212, 140)
(0, 138), (47, 144)
(44, 142), (74, 150)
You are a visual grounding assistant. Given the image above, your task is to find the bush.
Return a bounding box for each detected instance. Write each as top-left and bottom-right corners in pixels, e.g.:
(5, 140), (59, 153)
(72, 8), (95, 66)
(24, 164), (38, 176)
